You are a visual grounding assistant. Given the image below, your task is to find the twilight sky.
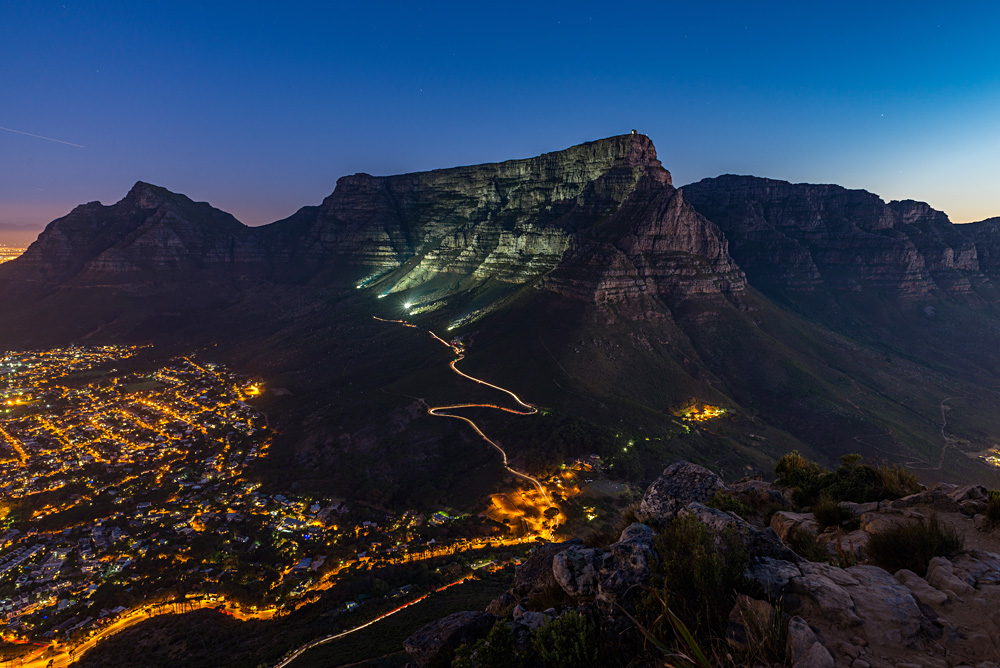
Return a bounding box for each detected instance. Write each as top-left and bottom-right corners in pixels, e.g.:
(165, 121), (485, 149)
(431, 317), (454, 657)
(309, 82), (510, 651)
(2, 1), (1000, 245)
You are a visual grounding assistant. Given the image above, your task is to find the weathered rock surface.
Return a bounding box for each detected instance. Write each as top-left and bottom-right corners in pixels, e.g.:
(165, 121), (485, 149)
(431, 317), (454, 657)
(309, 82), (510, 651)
(444, 461), (1000, 668)
(681, 501), (798, 561)
(594, 523), (658, 611)
(682, 175), (991, 300)
(787, 616), (835, 668)
(551, 545), (604, 598)
(513, 538), (582, 603)
(636, 461), (724, 523)
(403, 610), (496, 667)
(7, 182), (268, 286)
(771, 511), (820, 542)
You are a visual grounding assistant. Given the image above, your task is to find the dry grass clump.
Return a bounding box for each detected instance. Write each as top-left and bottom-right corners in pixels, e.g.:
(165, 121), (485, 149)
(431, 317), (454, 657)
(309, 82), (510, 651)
(866, 514), (962, 575)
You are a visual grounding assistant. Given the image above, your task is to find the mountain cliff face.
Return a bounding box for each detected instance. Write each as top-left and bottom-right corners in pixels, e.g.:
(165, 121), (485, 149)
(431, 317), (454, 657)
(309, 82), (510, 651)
(9, 182), (267, 286)
(262, 133), (745, 306)
(681, 175), (991, 300)
(1, 135), (746, 312)
(6, 134), (1000, 502)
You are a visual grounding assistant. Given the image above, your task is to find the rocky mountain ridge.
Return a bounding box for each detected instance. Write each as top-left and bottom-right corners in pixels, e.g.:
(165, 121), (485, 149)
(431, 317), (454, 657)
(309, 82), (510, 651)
(5, 133), (1000, 509)
(2, 134), (745, 310)
(682, 175), (1000, 301)
(9, 182), (266, 286)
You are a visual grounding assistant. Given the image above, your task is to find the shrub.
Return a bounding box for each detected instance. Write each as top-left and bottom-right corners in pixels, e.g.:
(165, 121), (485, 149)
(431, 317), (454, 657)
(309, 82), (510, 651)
(453, 621), (524, 668)
(985, 490), (1000, 529)
(774, 451), (825, 489)
(811, 494), (858, 530)
(866, 515), (963, 575)
(874, 463), (922, 499)
(646, 514), (749, 639)
(706, 491), (752, 519)
(775, 451), (922, 507)
(530, 611), (598, 668)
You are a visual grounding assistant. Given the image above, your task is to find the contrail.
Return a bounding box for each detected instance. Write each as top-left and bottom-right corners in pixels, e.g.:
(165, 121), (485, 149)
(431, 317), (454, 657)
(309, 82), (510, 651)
(0, 125), (84, 148)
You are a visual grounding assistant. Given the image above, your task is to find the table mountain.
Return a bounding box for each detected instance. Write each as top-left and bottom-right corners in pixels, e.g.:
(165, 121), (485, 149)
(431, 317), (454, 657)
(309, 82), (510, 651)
(3, 134), (1000, 508)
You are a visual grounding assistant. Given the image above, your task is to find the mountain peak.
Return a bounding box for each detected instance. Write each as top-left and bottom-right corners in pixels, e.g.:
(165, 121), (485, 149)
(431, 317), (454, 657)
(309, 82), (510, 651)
(123, 181), (176, 209)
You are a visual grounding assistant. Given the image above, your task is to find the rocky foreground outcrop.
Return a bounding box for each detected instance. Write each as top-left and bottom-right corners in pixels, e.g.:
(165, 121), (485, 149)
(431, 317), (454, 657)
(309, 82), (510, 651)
(404, 462), (1000, 668)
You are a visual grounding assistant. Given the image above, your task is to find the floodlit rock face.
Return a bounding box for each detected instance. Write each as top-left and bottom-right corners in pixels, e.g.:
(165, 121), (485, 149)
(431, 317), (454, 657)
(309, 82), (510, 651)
(681, 175), (989, 299)
(2, 135), (747, 310)
(266, 133), (745, 305)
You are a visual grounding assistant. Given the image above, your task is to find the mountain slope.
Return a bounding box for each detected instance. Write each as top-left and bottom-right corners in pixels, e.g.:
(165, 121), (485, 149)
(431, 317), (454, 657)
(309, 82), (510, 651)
(2, 136), (1000, 505)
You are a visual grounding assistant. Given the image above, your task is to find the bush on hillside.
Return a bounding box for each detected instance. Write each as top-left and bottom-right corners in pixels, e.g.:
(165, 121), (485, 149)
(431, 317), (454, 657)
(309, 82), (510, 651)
(866, 515), (962, 575)
(706, 491), (753, 518)
(774, 450), (825, 489)
(985, 490), (1000, 529)
(453, 620), (525, 668)
(811, 494), (845, 529)
(643, 514), (749, 641)
(530, 611), (598, 668)
(775, 452), (922, 507)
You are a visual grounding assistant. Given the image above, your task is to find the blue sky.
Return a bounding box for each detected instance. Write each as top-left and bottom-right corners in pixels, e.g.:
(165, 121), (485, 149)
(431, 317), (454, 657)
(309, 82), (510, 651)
(2, 1), (999, 243)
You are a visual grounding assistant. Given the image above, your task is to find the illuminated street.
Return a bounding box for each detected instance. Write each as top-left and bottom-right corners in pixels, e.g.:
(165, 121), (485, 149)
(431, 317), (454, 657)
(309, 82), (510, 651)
(373, 317), (553, 507)
(0, 247), (25, 265)
(0, 344), (561, 660)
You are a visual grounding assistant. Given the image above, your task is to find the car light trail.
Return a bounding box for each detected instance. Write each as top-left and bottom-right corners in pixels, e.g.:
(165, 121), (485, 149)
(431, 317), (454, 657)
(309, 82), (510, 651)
(373, 316), (549, 504)
(270, 575), (471, 668)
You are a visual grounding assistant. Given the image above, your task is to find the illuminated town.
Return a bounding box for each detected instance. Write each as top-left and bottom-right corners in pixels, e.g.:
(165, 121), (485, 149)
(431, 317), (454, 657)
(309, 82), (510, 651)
(679, 403), (727, 422)
(0, 346), (575, 660)
(0, 247), (26, 264)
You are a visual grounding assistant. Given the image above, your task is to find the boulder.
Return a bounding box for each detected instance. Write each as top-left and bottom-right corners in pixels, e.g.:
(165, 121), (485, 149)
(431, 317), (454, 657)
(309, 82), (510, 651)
(839, 501), (879, 517)
(552, 545), (605, 598)
(725, 476), (789, 509)
(945, 484), (989, 504)
(596, 523), (658, 610)
(681, 502), (799, 562)
(745, 557), (802, 599)
(844, 565), (927, 648)
(786, 616), (834, 668)
(403, 611), (496, 667)
(891, 489), (962, 514)
(770, 511), (820, 542)
(798, 561), (860, 587)
(960, 499), (987, 516)
(637, 461), (724, 523)
(950, 551), (1000, 587)
(725, 594), (777, 651)
(512, 606), (551, 631)
(926, 557), (974, 597)
(790, 570), (862, 627)
(860, 511), (914, 535)
(895, 569), (950, 607)
(514, 539), (582, 601)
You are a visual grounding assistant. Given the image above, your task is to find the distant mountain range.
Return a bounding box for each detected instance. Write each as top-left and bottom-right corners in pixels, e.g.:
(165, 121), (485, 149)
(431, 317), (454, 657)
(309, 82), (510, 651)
(4, 133), (1000, 500)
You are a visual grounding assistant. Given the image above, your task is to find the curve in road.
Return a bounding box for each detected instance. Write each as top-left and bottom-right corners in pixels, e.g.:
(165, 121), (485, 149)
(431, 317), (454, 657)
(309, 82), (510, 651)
(373, 317), (550, 504)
